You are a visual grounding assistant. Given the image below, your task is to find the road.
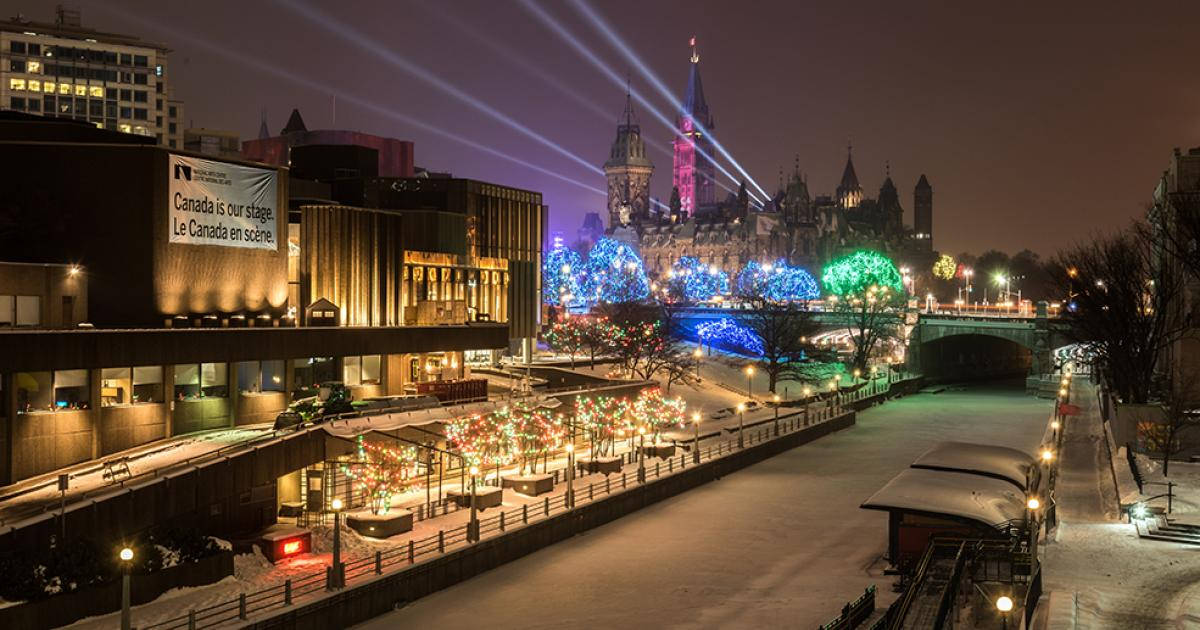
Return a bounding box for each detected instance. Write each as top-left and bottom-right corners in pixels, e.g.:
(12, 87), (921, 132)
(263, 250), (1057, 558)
(355, 382), (1053, 630)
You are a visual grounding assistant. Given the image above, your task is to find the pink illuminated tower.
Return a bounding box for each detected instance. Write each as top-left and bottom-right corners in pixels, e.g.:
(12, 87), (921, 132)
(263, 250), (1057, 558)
(672, 37), (716, 218)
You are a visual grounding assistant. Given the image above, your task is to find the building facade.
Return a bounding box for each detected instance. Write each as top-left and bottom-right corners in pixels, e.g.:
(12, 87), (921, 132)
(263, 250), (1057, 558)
(184, 127), (241, 160)
(604, 91), (653, 229)
(0, 6), (185, 147)
(243, 108), (415, 179)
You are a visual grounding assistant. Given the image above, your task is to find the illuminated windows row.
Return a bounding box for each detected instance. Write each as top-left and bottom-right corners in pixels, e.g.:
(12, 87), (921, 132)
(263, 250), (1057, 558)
(8, 78), (104, 97)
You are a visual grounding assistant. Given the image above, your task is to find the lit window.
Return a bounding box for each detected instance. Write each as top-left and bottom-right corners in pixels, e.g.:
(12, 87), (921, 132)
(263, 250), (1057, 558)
(88, 86), (103, 98)
(42, 81), (55, 93)
(58, 83), (70, 95)
(8, 78), (25, 91)
(27, 79), (39, 92)
(74, 84), (86, 96)
(27, 60), (41, 74)
(118, 123), (131, 133)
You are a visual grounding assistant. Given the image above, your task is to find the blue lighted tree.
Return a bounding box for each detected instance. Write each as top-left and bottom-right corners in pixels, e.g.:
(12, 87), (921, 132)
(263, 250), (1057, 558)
(667, 257), (729, 303)
(542, 244), (583, 307)
(583, 238), (650, 304)
(735, 260), (820, 302)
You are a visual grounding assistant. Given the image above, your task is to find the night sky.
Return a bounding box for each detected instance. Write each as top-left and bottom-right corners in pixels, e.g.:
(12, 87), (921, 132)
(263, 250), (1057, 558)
(6, 0), (1200, 257)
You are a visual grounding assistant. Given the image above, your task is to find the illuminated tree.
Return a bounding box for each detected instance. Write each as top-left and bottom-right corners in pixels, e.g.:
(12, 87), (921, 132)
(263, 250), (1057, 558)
(736, 259), (820, 302)
(494, 403), (565, 476)
(932, 254), (956, 281)
(543, 319), (585, 367)
(736, 282), (829, 393)
(696, 317), (764, 355)
(575, 395), (630, 458)
(822, 250), (907, 371)
(542, 244), (583, 307)
(446, 411), (515, 471)
(666, 256), (729, 302)
(341, 436), (419, 515)
(583, 238), (650, 304)
(629, 387), (687, 444)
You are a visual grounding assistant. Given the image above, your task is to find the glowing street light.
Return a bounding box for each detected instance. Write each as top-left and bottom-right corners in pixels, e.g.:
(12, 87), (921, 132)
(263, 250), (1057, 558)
(736, 402), (746, 448)
(996, 595), (1014, 629)
(693, 347), (703, 380)
(744, 365), (755, 398)
(119, 546), (134, 630)
(772, 393), (781, 436)
(1026, 497), (1041, 510)
(692, 412), (702, 464)
(329, 497), (345, 588)
(1041, 449), (1054, 463)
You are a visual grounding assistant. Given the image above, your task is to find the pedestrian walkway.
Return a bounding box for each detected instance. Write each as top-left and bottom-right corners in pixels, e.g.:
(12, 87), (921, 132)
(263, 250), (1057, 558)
(1039, 380), (1200, 629)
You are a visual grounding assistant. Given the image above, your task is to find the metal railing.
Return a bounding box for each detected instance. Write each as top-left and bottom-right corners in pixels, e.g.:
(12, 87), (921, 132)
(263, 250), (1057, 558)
(820, 585), (877, 630)
(136, 383), (905, 630)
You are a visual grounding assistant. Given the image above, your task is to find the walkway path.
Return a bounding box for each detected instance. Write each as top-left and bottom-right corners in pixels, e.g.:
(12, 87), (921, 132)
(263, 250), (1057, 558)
(355, 382), (1052, 629)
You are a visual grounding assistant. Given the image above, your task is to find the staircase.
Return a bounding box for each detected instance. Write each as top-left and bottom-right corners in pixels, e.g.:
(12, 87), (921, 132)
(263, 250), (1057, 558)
(1135, 516), (1200, 545)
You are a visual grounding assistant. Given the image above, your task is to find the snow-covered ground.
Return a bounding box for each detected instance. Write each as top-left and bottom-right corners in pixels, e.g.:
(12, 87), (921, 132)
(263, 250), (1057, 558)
(0, 426), (272, 526)
(1040, 380), (1200, 629)
(352, 381), (1052, 630)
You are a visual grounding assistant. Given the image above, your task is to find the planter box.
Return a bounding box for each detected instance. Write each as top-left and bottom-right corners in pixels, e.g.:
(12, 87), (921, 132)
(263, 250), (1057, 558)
(346, 509), (414, 538)
(0, 550), (233, 630)
(578, 456), (623, 476)
(502, 474), (555, 496)
(446, 486), (503, 510)
(640, 444), (676, 459)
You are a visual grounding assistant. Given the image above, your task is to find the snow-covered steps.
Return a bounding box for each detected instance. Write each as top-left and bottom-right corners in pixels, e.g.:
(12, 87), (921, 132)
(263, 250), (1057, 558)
(1134, 516), (1200, 545)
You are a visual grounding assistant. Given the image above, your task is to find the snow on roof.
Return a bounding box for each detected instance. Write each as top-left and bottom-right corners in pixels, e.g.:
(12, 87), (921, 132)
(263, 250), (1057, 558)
(910, 441), (1036, 491)
(861, 468), (1027, 528)
(321, 397), (564, 438)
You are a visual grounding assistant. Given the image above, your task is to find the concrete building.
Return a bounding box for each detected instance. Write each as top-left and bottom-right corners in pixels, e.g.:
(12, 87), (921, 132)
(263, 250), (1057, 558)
(243, 108), (414, 178)
(0, 114), (537, 489)
(184, 127), (241, 160)
(0, 5), (185, 148)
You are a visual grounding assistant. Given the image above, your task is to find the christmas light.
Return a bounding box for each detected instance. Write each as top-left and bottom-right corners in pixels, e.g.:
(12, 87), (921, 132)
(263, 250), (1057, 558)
(821, 250), (904, 297)
(667, 256), (729, 302)
(630, 387), (686, 443)
(932, 254), (956, 281)
(542, 244), (583, 306)
(695, 317), (764, 356)
(341, 436), (419, 515)
(582, 238), (650, 304)
(735, 259), (820, 301)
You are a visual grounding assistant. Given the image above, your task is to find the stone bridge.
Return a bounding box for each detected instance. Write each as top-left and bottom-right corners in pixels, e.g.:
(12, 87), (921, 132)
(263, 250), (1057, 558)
(673, 303), (1071, 380)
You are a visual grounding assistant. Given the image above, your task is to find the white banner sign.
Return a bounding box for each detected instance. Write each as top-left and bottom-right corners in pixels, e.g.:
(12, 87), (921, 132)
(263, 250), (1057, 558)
(168, 154), (278, 250)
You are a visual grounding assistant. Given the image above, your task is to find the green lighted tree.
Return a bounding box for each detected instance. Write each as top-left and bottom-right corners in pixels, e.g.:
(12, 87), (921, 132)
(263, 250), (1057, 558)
(822, 250), (907, 371)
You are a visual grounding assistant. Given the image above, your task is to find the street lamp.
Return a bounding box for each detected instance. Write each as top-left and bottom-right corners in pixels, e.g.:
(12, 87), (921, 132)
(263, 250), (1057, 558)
(1041, 448), (1054, 463)
(736, 402), (746, 448)
(565, 444), (575, 508)
(468, 465), (480, 542)
(693, 347), (703, 380)
(119, 546), (133, 630)
(803, 386), (812, 425)
(996, 595), (1014, 629)
(852, 368), (861, 383)
(772, 394), (781, 436)
(744, 365), (755, 398)
(330, 497), (344, 588)
(637, 427), (647, 483)
(692, 412), (702, 464)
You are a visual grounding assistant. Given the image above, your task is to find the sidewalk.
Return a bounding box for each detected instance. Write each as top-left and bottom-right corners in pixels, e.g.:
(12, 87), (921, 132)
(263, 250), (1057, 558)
(1039, 380), (1200, 629)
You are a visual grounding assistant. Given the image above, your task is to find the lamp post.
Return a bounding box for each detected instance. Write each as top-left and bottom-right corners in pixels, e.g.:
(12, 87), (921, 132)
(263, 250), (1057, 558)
(330, 497), (344, 588)
(803, 386), (812, 425)
(637, 427), (647, 483)
(744, 365), (755, 398)
(692, 412), (701, 464)
(736, 402), (746, 448)
(468, 465), (480, 542)
(119, 546), (133, 630)
(996, 595), (1014, 630)
(1026, 496), (1041, 552)
(565, 444), (575, 508)
(852, 368), (861, 384)
(772, 394), (781, 436)
(693, 347), (703, 381)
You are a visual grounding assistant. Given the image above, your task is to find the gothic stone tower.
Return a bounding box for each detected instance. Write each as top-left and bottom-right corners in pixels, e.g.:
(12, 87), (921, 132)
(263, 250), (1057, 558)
(914, 174), (933, 247)
(604, 90), (654, 228)
(836, 145), (863, 209)
(672, 37), (716, 218)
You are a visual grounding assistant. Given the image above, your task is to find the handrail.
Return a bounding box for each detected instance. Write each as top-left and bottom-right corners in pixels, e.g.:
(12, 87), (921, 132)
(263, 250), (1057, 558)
(137, 381), (899, 630)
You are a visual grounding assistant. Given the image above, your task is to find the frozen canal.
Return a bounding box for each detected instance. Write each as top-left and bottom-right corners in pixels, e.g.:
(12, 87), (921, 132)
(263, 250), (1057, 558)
(356, 382), (1053, 629)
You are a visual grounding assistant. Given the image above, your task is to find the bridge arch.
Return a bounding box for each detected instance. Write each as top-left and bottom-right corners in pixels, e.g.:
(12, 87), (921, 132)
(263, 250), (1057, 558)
(911, 317), (1049, 381)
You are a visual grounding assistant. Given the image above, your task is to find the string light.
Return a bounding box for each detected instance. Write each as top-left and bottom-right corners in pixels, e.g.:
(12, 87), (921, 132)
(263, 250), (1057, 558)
(341, 436), (419, 515)
(582, 238), (650, 304)
(735, 259), (820, 301)
(542, 244), (583, 306)
(667, 256), (729, 302)
(821, 250), (904, 297)
(695, 317), (764, 355)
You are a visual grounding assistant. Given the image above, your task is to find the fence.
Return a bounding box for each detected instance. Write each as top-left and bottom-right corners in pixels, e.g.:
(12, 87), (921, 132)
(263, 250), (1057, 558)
(819, 585), (876, 630)
(137, 398), (874, 630)
(1126, 442), (1144, 493)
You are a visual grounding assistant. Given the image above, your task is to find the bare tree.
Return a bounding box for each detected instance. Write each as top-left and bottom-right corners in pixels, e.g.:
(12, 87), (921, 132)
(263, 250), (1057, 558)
(736, 287), (828, 393)
(829, 287), (905, 373)
(1048, 223), (1194, 404)
(1148, 368), (1200, 476)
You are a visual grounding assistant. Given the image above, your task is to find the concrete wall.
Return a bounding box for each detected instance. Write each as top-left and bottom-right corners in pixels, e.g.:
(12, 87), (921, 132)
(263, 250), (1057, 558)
(0, 262), (88, 327)
(10, 410), (93, 482)
(236, 392), (288, 426)
(173, 397), (231, 435)
(99, 404), (167, 455)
